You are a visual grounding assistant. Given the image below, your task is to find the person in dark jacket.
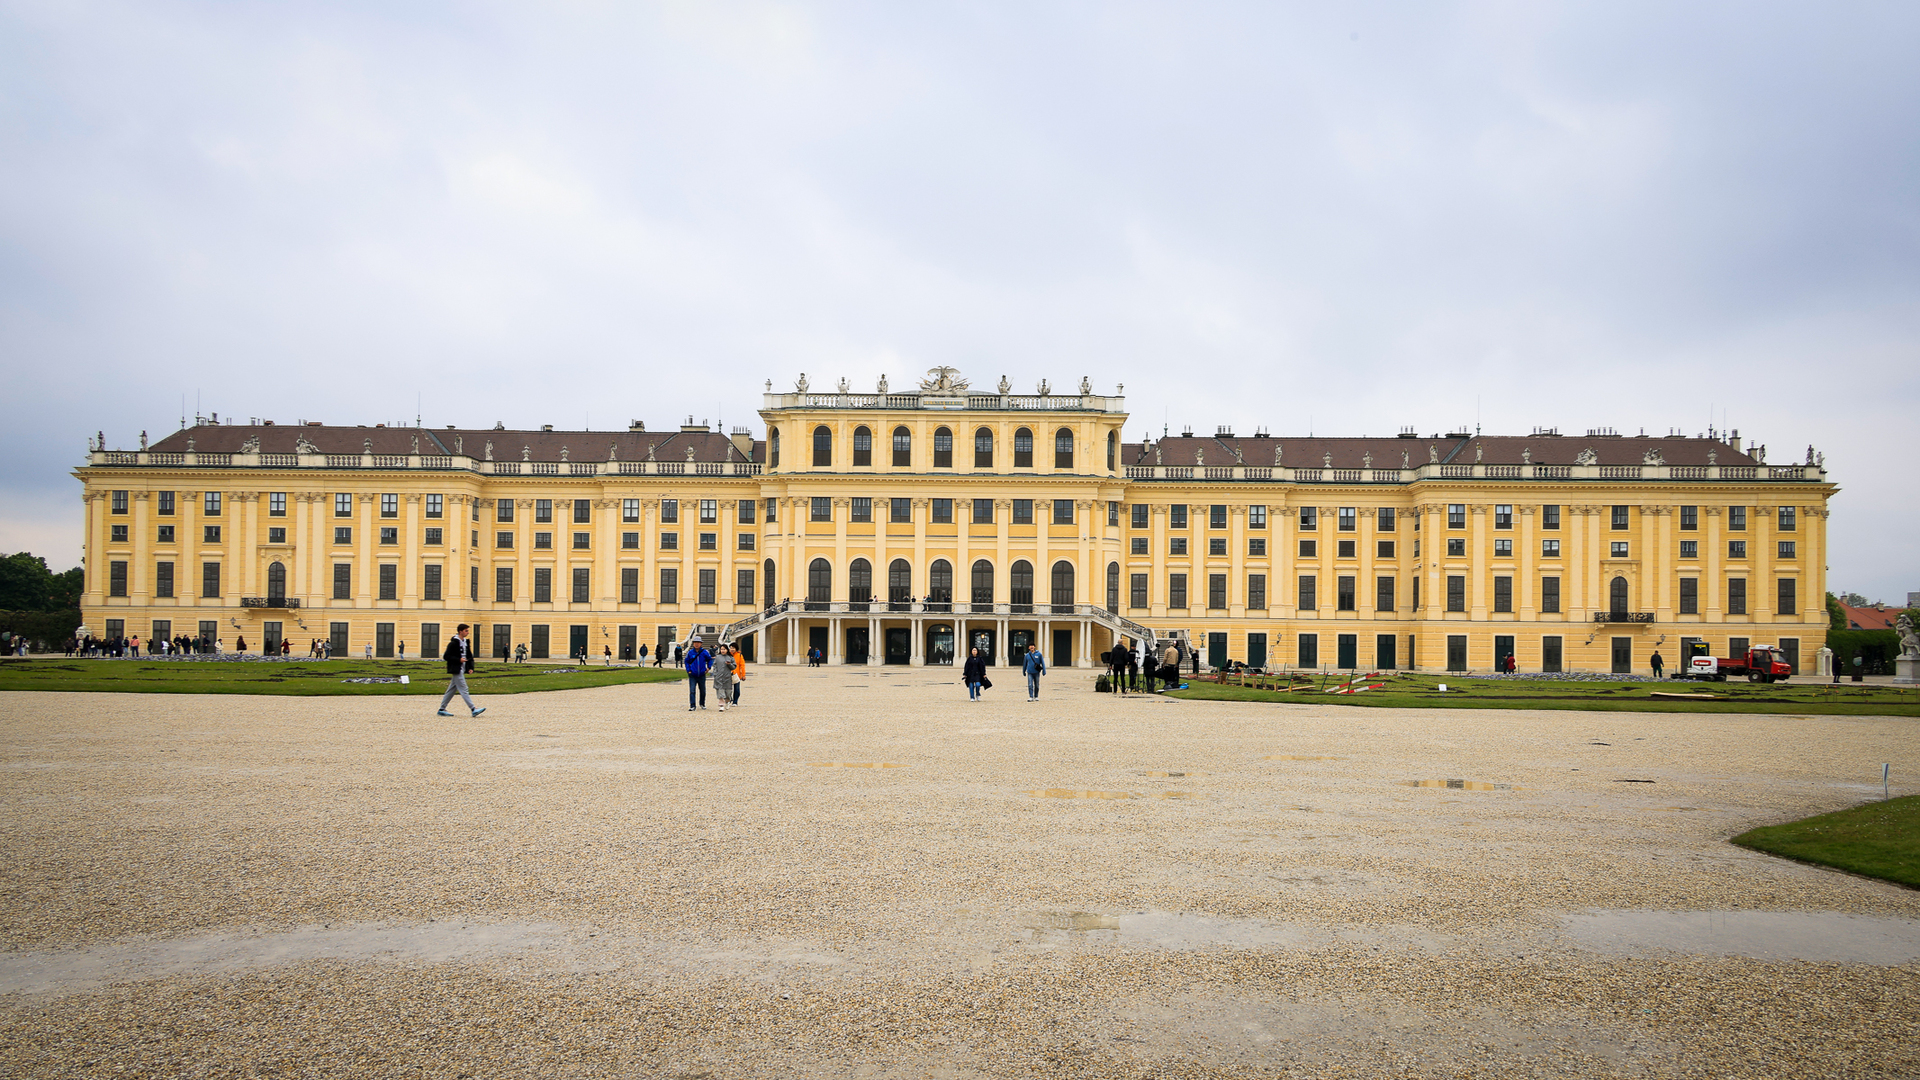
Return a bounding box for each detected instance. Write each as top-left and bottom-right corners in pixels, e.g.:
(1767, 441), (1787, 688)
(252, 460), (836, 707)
(437, 623), (485, 718)
(963, 647), (987, 700)
(1108, 639), (1131, 694)
(1022, 647), (1047, 700)
(684, 636), (713, 710)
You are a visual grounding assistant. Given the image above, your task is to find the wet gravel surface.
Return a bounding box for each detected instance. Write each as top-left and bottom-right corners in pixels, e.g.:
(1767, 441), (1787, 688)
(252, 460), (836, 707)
(2, 668), (1917, 1078)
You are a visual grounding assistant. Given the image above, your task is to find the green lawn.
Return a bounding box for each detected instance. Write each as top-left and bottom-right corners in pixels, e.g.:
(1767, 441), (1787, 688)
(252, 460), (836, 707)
(0, 658), (684, 696)
(1733, 795), (1920, 889)
(1159, 671), (1920, 715)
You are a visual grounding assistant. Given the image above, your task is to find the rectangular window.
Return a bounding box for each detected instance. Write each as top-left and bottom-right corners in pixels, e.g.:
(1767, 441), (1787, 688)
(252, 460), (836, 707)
(1447, 504), (1465, 528)
(698, 568), (716, 605)
(1248, 573), (1267, 609)
(765, 498), (777, 523)
(377, 493), (396, 519)
(1131, 537), (1148, 555)
(891, 497), (912, 523)
(621, 498), (640, 523)
(1541, 576), (1560, 613)
(470, 567), (479, 601)
(811, 497), (831, 522)
(1013, 499), (1034, 525)
(1298, 574), (1317, 610)
(1680, 540), (1697, 559)
(534, 568), (552, 604)
(532, 531), (552, 549)
(1298, 633), (1319, 669)
(1777, 540), (1796, 558)
(659, 532), (678, 550)
(1249, 505), (1267, 529)
(698, 532), (716, 550)
(380, 527), (397, 545)
(1728, 577), (1747, 615)
(420, 623), (440, 659)
(1447, 537), (1466, 557)
(334, 493), (352, 517)
(1130, 572), (1148, 608)
(379, 564), (397, 600)
(1210, 504), (1228, 529)
(736, 500), (755, 525)
(1170, 537), (1188, 555)
(1337, 540), (1356, 558)
(1165, 504), (1184, 529)
(1611, 505), (1630, 530)
(108, 560), (127, 596)
(1412, 577), (1420, 611)
(1209, 537), (1228, 556)
(497, 531), (514, 549)
(622, 532), (639, 549)
(1377, 540), (1395, 558)
(1611, 542), (1629, 558)
(1778, 507), (1797, 531)
(572, 567), (589, 603)
(1446, 575), (1465, 612)
(975, 499), (995, 524)
(334, 527), (353, 545)
(1680, 577), (1698, 614)
(268, 491), (286, 517)
(660, 568), (677, 604)
(1777, 578), (1796, 616)
(1542, 504), (1560, 529)
(1680, 505), (1698, 531)
(1053, 499), (1074, 525)
(573, 500), (591, 524)
(573, 532), (590, 550)
(204, 491), (222, 516)
(738, 534), (756, 551)
(495, 566), (513, 602)
(111, 524), (128, 542)
(856, 501), (878, 529)
(1542, 636), (1563, 673)
(737, 568), (754, 604)
(203, 525), (222, 543)
(1208, 573), (1227, 609)
(1299, 506), (1316, 530)
(1376, 576), (1394, 611)
(201, 562), (221, 598)
(1729, 540), (1747, 559)
(158, 491), (175, 515)
(1337, 507), (1356, 532)
(1377, 508), (1395, 531)
(1728, 506), (1746, 531)
(1494, 538), (1512, 557)
(536, 499), (555, 523)
(928, 498), (952, 524)
(1131, 503), (1149, 529)
(1168, 573), (1188, 609)
(1299, 539), (1316, 557)
(267, 527), (286, 544)
(698, 499), (717, 524)
(155, 561), (174, 598)
(426, 494), (442, 518)
(157, 525), (175, 543)
(1337, 575), (1355, 611)
(1494, 505), (1513, 529)
(333, 563), (351, 599)
(1493, 575), (1512, 612)
(1249, 538), (1267, 556)
(424, 564), (442, 601)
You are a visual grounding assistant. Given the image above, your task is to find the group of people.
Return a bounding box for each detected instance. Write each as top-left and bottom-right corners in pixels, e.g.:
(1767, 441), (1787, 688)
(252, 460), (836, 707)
(961, 645), (1055, 701)
(681, 636), (747, 711)
(1104, 638), (1189, 694)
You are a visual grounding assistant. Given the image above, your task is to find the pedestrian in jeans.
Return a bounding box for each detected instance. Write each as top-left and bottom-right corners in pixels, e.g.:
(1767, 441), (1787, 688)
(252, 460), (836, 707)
(1023, 647), (1047, 701)
(711, 644), (735, 712)
(730, 647), (747, 706)
(1108, 640), (1130, 694)
(963, 647), (987, 700)
(684, 636), (712, 710)
(437, 623), (486, 718)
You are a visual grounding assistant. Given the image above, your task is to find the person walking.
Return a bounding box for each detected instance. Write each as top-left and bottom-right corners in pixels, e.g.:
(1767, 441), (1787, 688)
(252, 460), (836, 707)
(1022, 645), (1047, 701)
(1650, 650), (1665, 680)
(963, 647), (987, 700)
(711, 644), (735, 712)
(437, 623), (486, 718)
(1128, 642), (1141, 691)
(604, 644), (613, 667)
(684, 636), (712, 710)
(364, 642), (372, 660)
(1108, 639), (1130, 694)
(398, 640), (406, 661)
(730, 646), (747, 706)
(639, 642), (650, 666)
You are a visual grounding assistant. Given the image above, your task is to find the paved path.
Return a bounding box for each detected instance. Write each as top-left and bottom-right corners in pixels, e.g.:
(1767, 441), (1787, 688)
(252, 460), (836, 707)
(3, 667), (1916, 1077)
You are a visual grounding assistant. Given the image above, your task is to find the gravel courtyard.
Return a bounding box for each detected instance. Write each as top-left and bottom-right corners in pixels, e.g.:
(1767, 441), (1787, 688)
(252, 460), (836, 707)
(3, 666), (1917, 1078)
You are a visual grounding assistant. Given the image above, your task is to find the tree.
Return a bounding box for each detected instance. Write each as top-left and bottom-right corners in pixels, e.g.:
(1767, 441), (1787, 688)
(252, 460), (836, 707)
(0, 552), (83, 612)
(1827, 592), (1847, 632)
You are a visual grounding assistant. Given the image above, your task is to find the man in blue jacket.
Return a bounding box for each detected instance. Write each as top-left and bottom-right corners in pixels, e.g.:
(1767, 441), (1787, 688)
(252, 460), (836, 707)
(684, 636), (713, 710)
(1022, 646), (1047, 701)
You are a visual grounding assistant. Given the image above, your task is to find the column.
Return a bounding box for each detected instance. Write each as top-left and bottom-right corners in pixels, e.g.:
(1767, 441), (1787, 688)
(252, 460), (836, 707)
(131, 491), (151, 601)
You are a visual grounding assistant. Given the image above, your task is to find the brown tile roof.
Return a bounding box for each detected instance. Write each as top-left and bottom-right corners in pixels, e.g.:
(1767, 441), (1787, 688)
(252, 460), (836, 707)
(150, 425), (759, 464)
(1840, 603), (1900, 631)
(1121, 434), (1757, 469)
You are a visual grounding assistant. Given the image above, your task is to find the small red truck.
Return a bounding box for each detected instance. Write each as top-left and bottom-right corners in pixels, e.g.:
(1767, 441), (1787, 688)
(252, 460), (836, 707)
(1682, 641), (1794, 683)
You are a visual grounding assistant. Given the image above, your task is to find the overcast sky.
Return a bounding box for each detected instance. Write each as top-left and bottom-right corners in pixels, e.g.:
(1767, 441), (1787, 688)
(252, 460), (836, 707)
(3, 1), (1915, 601)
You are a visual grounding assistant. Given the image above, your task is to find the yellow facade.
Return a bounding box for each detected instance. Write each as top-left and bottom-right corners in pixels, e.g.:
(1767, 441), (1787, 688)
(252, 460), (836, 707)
(77, 378), (1835, 674)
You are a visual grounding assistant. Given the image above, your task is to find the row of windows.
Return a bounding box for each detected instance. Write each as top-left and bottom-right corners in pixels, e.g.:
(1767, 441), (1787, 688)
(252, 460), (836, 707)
(802, 497), (1121, 526)
(771, 425), (1117, 472)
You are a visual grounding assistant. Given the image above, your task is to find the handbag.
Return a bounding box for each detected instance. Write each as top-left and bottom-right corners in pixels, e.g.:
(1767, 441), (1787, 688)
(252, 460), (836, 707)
(980, 676), (993, 690)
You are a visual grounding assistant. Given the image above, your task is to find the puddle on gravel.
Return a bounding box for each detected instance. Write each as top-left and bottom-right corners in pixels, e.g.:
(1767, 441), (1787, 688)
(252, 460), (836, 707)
(1563, 911), (1920, 964)
(807, 762), (908, 769)
(1405, 780), (1516, 791)
(1023, 789), (1194, 800)
(0, 921), (566, 996)
(1022, 911), (1311, 949)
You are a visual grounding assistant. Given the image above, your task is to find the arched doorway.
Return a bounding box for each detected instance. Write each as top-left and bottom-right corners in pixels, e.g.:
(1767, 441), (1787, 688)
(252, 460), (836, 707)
(267, 561), (286, 602)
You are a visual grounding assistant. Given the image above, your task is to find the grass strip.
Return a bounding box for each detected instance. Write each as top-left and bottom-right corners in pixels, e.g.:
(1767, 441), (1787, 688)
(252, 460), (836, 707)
(1732, 794), (1920, 889)
(0, 659), (685, 696)
(1160, 673), (1920, 715)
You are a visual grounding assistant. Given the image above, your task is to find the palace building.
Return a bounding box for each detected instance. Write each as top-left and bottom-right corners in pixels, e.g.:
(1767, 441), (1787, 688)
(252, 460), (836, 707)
(76, 368), (1835, 673)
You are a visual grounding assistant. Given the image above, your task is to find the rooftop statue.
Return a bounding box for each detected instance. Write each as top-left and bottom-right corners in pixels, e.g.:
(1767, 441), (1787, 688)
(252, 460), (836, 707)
(1079, 376), (1092, 394)
(997, 375), (1011, 395)
(1643, 448), (1664, 466)
(919, 366), (969, 394)
(1574, 447), (1598, 466)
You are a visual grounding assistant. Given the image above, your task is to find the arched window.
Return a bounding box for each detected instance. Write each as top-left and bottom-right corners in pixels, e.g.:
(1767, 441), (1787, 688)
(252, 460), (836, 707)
(929, 559), (953, 603)
(763, 558), (776, 609)
(1010, 560), (1034, 606)
(971, 559), (995, 605)
(1054, 428), (1074, 470)
(849, 558), (873, 604)
(933, 427), (953, 469)
(1106, 561), (1119, 610)
(974, 427), (994, 469)
(889, 558), (912, 604)
(1106, 431), (1117, 472)
(1014, 428), (1034, 468)
(267, 561), (286, 601)
(892, 426), (912, 468)
(1610, 576), (1629, 616)
(1051, 560), (1075, 608)
(852, 426), (872, 467)
(808, 558), (833, 604)
(768, 427), (780, 468)
(812, 426), (832, 468)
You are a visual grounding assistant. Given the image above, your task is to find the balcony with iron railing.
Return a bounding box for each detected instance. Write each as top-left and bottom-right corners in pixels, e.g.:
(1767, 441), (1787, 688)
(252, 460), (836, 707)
(1592, 612), (1655, 623)
(239, 597), (301, 609)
